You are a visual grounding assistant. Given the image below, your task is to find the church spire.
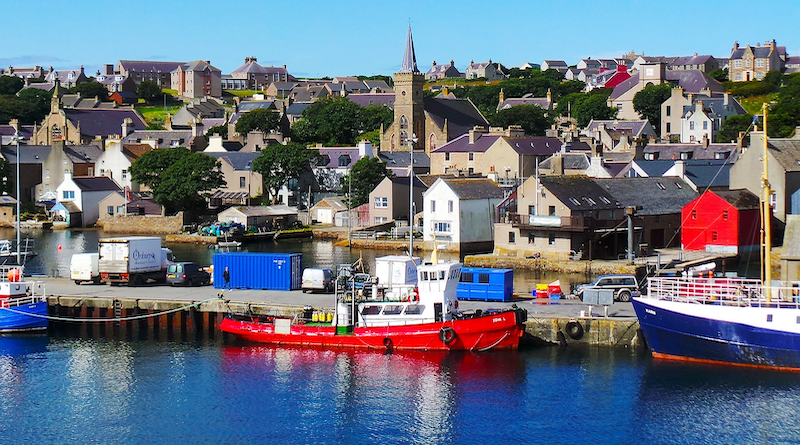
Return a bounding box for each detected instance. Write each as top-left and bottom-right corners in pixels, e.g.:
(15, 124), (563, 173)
(399, 24), (419, 74)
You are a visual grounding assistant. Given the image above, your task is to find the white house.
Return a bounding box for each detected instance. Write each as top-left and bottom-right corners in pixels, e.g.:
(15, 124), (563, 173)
(97, 137), (143, 191)
(422, 177), (504, 253)
(54, 173), (122, 227)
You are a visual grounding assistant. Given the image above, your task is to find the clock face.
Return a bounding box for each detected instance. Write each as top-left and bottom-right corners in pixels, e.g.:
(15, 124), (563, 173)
(402, 91), (406, 96)
(645, 68), (654, 76)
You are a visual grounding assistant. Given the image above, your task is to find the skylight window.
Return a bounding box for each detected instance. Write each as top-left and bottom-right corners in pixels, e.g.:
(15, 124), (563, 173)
(656, 182), (666, 190)
(569, 197), (581, 206)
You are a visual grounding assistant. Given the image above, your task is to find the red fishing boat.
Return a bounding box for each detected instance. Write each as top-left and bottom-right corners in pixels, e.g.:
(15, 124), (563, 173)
(220, 257), (527, 352)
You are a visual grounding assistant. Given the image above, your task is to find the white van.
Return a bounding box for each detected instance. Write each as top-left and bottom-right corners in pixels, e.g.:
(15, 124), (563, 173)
(302, 268), (333, 293)
(70, 253), (100, 284)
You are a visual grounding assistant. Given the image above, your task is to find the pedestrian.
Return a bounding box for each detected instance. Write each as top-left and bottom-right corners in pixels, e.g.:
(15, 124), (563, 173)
(223, 266), (231, 290)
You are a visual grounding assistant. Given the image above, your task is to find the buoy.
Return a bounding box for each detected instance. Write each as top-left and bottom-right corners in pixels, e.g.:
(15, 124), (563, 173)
(58, 245), (62, 251)
(6, 268), (20, 282)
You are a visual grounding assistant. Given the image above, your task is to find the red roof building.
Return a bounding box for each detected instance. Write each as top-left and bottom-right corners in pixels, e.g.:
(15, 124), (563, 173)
(604, 65), (632, 89)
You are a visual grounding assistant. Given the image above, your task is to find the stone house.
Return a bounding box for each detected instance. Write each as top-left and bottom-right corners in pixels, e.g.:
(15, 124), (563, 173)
(660, 88), (745, 142)
(368, 176), (426, 226)
(44, 66), (89, 89)
(227, 57), (296, 91)
(668, 54), (719, 73)
(171, 60), (222, 98)
(728, 40), (787, 82)
(464, 59), (505, 80)
(117, 60), (184, 88)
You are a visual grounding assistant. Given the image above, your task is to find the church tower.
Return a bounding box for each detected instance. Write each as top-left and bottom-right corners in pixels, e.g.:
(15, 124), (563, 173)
(383, 25), (425, 152)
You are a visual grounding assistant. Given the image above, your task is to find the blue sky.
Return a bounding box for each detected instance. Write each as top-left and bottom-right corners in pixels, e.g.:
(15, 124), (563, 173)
(2, 0), (798, 79)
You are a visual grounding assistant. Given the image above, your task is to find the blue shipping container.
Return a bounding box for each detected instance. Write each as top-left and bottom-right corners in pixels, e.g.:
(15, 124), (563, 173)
(213, 252), (302, 290)
(456, 267), (513, 302)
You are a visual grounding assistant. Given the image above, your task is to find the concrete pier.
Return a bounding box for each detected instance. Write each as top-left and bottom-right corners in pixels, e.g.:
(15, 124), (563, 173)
(37, 277), (642, 348)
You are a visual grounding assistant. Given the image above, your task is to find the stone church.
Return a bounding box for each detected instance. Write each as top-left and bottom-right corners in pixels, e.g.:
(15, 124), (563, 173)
(380, 26), (489, 155)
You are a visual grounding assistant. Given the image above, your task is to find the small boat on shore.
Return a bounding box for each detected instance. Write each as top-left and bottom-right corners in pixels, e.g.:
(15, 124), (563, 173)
(0, 266), (48, 332)
(220, 256), (528, 352)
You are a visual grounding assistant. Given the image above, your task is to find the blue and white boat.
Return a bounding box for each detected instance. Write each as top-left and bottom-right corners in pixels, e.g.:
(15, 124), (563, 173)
(632, 274), (800, 371)
(0, 267), (48, 332)
(632, 104), (800, 371)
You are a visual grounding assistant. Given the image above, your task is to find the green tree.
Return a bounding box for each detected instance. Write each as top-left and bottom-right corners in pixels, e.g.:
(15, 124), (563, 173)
(235, 108), (281, 135)
(340, 157), (391, 207)
(158, 153), (226, 212)
(632, 83), (672, 129)
(707, 68), (728, 83)
(71, 81), (109, 100)
(207, 124), (228, 139)
(0, 76), (24, 95)
(292, 96), (364, 145)
(556, 89), (617, 127)
(490, 104), (551, 136)
(130, 148), (225, 213)
(0, 96), (41, 124)
(358, 105), (393, 140)
(136, 80), (164, 105)
(251, 142), (322, 204)
(718, 114), (754, 144)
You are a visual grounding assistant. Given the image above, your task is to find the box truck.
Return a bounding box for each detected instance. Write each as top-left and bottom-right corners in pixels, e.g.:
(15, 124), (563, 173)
(98, 237), (173, 286)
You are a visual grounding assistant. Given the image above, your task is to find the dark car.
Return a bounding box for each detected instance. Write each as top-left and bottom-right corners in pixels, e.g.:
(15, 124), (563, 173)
(166, 262), (211, 286)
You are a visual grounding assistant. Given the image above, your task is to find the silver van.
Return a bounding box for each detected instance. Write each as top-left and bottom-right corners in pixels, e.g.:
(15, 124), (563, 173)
(302, 268), (334, 293)
(574, 274), (640, 302)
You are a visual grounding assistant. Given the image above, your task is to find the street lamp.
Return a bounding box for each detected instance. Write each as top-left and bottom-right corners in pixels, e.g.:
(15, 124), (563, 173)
(10, 132), (21, 264)
(408, 134), (418, 255)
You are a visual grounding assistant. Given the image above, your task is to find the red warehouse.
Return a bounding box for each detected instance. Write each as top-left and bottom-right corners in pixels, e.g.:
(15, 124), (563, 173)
(681, 190), (761, 254)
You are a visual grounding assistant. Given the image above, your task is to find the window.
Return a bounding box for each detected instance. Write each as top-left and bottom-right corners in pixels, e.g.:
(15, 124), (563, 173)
(756, 59), (765, 68)
(434, 222), (451, 232)
(745, 59), (751, 68)
(714, 151), (729, 160)
(431, 200), (436, 212)
(461, 272), (474, 282)
(45, 169), (50, 179)
(548, 206), (556, 216)
(240, 177), (246, 188)
(107, 206), (114, 215)
(508, 232), (516, 243)
(767, 314), (773, 322)
(374, 197), (388, 208)
(468, 152), (474, 161)
(689, 121), (695, 130)
(405, 305), (424, 315)
(528, 232), (535, 244)
(448, 200), (453, 213)
(680, 152), (692, 160)
(116, 206), (125, 213)
(666, 106), (671, 116)
(723, 210), (728, 221)
(400, 115), (408, 129)
(382, 305), (404, 315)
(62, 190), (75, 199)
(445, 152), (450, 161)
(644, 153), (657, 160)
(712, 231), (718, 241)
(338, 154), (351, 167)
(88, 167), (93, 176)
(374, 216), (388, 224)
(703, 121), (708, 130)
(478, 273), (490, 283)
(361, 305), (381, 315)
(734, 60), (742, 68)
(692, 210), (697, 220)
(548, 233), (556, 245)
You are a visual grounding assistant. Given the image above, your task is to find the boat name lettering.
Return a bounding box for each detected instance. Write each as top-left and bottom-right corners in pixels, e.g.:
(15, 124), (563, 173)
(645, 309), (656, 315)
(493, 317), (503, 323)
(131, 249), (156, 262)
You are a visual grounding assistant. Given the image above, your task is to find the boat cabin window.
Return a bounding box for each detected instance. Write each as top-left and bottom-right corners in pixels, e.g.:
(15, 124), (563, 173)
(461, 272), (474, 282)
(439, 271), (446, 280)
(420, 271), (428, 281)
(382, 305), (404, 315)
(430, 272), (438, 281)
(405, 305), (425, 315)
(361, 305), (381, 315)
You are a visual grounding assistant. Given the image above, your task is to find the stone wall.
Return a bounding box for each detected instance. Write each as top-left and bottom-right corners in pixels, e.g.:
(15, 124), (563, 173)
(97, 212), (184, 234)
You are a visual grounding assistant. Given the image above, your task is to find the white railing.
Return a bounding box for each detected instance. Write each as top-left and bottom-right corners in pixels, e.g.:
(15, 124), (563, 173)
(646, 276), (800, 308)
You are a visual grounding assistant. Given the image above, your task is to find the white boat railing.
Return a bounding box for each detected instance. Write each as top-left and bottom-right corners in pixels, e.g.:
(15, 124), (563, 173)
(646, 276), (800, 308)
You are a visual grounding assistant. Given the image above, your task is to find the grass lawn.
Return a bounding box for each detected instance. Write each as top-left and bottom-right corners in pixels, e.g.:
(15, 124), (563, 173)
(138, 105), (183, 125)
(738, 93), (779, 115)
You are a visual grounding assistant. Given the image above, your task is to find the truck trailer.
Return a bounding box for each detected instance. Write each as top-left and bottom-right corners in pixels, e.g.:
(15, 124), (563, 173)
(98, 236), (173, 286)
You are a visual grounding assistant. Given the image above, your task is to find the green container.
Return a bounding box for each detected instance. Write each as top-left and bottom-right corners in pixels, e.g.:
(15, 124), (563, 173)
(336, 325), (353, 335)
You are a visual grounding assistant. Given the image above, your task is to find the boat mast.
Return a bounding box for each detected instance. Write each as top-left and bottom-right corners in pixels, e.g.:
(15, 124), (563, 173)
(761, 103), (772, 299)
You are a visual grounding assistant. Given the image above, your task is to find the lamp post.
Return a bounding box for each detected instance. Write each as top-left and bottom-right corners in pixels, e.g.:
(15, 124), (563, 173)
(11, 132), (21, 265)
(408, 134), (418, 255)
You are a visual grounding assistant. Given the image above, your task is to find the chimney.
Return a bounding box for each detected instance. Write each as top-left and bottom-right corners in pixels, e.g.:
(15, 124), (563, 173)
(499, 88), (505, 104)
(674, 160), (685, 179)
(432, 60), (436, 67)
(724, 91), (729, 106)
(792, 126), (800, 140)
(734, 41), (739, 50)
(121, 118), (133, 137)
(552, 154), (564, 176)
(770, 39), (776, 50)
(191, 117), (204, 138)
(9, 118), (19, 136)
(358, 139), (373, 158)
(468, 126), (486, 144)
(702, 134), (709, 148)
(695, 100), (704, 113)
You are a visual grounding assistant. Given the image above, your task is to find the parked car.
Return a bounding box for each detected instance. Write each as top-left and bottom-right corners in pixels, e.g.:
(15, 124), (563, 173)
(166, 262), (211, 286)
(574, 274), (640, 302)
(302, 268), (334, 293)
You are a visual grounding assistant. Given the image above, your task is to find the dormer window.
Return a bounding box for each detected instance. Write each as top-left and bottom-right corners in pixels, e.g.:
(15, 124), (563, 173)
(338, 154), (351, 167)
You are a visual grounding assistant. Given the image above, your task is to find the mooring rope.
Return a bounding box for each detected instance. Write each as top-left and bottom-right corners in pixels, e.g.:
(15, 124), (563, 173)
(0, 296), (224, 323)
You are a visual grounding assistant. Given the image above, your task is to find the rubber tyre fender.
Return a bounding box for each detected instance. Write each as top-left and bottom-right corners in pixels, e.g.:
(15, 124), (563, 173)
(565, 321), (584, 340)
(382, 337), (393, 347)
(439, 327), (457, 344)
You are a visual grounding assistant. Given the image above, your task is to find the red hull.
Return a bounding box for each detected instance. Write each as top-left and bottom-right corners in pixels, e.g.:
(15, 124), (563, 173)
(220, 309), (526, 352)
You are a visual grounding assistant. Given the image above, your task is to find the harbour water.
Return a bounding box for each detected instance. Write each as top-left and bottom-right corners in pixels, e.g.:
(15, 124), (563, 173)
(1, 335), (799, 444)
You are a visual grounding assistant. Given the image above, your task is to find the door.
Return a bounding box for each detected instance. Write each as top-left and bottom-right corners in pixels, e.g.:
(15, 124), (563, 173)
(434, 303), (443, 322)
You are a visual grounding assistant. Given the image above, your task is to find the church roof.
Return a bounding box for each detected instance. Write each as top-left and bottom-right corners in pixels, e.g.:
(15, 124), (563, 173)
(64, 109), (147, 138)
(399, 25), (419, 74)
(424, 97), (490, 140)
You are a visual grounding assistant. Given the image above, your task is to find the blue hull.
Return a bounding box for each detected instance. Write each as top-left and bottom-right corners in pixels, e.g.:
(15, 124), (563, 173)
(0, 301), (48, 332)
(632, 298), (800, 370)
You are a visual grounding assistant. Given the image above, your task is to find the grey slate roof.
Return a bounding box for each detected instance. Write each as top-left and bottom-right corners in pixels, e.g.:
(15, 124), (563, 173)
(238, 101), (276, 112)
(73, 176), (121, 192)
(505, 137), (563, 155)
(346, 93), (395, 108)
(712, 189), (760, 211)
(683, 162), (731, 189)
(1, 144), (51, 164)
(65, 109), (146, 138)
(440, 178), (503, 200)
(539, 153), (591, 171)
(65, 145), (103, 164)
(119, 60), (183, 73)
(610, 70), (724, 100)
(122, 130), (193, 148)
(641, 143), (739, 161)
(379, 151), (431, 169)
(431, 134), (500, 154)
(228, 205), (298, 217)
(285, 102), (312, 116)
(585, 119), (652, 137)
(206, 152), (260, 170)
(768, 140), (800, 172)
(424, 96), (490, 140)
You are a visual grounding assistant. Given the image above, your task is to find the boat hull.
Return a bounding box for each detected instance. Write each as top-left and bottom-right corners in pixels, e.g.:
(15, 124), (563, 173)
(220, 309), (526, 352)
(0, 300), (48, 332)
(632, 297), (800, 371)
